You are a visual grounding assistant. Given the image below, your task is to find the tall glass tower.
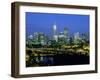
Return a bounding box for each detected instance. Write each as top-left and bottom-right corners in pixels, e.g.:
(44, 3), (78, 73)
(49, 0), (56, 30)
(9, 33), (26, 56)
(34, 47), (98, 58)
(74, 32), (80, 44)
(53, 23), (58, 42)
(63, 27), (69, 44)
(64, 27), (68, 38)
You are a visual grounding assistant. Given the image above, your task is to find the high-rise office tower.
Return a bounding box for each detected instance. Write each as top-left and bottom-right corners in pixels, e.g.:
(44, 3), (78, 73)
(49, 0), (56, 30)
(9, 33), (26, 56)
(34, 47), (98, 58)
(53, 23), (58, 42)
(64, 27), (68, 39)
(74, 32), (81, 44)
(33, 32), (38, 41)
(64, 27), (69, 44)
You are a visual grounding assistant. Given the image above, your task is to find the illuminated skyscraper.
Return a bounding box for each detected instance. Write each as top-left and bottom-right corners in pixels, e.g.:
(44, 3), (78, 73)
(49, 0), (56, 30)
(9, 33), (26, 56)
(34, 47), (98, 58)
(53, 23), (57, 35)
(74, 32), (81, 44)
(39, 33), (47, 45)
(53, 23), (58, 42)
(58, 32), (65, 45)
(63, 27), (69, 44)
(64, 27), (68, 39)
(33, 32), (38, 41)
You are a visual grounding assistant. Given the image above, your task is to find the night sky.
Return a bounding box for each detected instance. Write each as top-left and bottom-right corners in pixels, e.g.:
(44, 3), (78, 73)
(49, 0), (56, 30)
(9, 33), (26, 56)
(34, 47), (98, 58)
(26, 12), (90, 36)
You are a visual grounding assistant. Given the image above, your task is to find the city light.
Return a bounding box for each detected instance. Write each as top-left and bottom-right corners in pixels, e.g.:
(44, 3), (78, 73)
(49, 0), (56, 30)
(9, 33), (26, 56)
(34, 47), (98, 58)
(26, 23), (89, 67)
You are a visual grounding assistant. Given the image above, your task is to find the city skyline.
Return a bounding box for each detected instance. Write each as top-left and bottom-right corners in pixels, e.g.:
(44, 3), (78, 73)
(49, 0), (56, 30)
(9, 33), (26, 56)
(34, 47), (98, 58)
(26, 12), (90, 36)
(26, 12), (90, 67)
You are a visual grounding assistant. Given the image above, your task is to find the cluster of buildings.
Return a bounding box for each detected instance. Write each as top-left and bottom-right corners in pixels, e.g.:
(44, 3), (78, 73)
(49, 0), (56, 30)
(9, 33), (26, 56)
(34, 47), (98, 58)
(26, 23), (89, 46)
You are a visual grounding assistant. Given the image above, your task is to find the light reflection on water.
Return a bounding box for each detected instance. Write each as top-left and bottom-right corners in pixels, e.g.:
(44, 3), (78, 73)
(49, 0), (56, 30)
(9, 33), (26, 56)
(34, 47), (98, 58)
(26, 55), (89, 67)
(33, 56), (54, 66)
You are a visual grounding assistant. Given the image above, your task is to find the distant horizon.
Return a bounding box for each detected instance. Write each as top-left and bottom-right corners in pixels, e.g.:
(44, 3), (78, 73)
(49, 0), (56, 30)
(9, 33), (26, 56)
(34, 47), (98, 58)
(26, 12), (90, 37)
